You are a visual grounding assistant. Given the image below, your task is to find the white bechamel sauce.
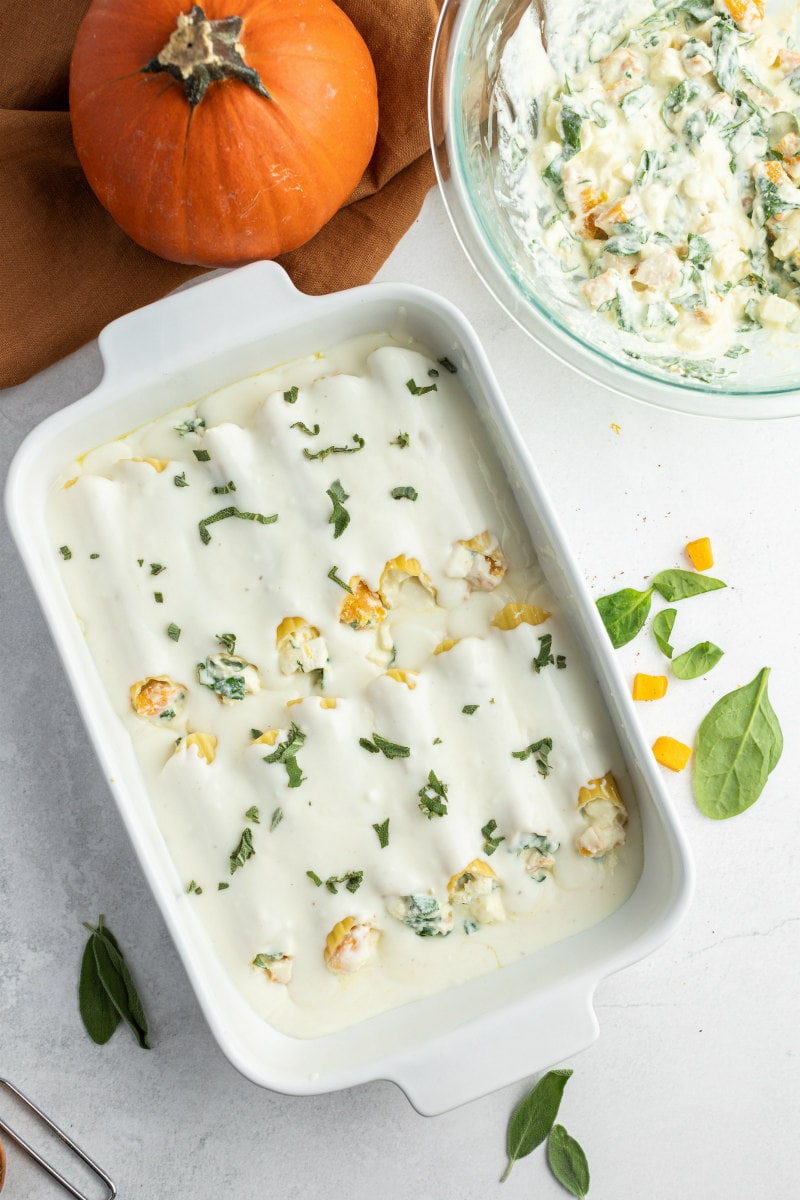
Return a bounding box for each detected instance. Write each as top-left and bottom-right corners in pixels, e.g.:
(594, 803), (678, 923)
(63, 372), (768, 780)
(495, 0), (800, 378)
(49, 333), (641, 1037)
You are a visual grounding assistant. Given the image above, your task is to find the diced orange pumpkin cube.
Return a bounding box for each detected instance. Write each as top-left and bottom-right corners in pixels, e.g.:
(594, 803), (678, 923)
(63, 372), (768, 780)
(722, 0), (764, 30)
(763, 159), (789, 187)
(652, 736), (692, 772)
(632, 673), (668, 701)
(685, 537), (714, 572)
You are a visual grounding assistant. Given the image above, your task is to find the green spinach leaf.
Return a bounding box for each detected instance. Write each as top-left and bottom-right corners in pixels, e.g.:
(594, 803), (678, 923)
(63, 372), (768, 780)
(652, 569), (726, 601)
(694, 667), (783, 819)
(653, 607), (677, 657)
(595, 586), (654, 648)
(672, 641), (724, 679)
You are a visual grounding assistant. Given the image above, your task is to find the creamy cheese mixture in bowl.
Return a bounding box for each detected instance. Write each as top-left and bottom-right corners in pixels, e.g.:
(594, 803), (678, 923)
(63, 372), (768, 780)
(6, 263), (692, 1113)
(430, 0), (800, 416)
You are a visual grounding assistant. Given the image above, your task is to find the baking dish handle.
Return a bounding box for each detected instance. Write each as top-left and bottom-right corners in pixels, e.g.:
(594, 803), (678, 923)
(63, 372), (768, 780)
(95, 262), (313, 388)
(388, 984), (599, 1117)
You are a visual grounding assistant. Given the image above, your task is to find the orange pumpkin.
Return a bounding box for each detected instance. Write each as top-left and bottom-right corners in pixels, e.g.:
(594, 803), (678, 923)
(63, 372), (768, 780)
(69, 0), (379, 266)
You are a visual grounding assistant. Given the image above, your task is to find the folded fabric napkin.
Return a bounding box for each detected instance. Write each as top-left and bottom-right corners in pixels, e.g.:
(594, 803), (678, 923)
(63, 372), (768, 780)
(0, 0), (438, 388)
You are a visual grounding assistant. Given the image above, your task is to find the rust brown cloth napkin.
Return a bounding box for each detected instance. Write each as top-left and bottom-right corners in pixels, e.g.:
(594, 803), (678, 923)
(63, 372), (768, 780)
(0, 0), (440, 389)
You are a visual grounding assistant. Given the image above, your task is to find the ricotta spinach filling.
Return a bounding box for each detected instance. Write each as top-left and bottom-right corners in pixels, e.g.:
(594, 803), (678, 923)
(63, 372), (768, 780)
(499, 0), (800, 370)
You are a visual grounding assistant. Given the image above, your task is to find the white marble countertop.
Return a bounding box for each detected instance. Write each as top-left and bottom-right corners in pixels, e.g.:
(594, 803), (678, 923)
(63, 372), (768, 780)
(1, 189), (798, 1198)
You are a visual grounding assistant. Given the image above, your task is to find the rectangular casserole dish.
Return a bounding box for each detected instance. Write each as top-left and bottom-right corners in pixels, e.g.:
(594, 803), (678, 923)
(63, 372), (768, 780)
(5, 261), (692, 1115)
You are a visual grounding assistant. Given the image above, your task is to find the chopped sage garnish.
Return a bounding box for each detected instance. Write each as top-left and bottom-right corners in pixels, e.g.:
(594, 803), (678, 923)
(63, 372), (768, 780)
(290, 420), (320, 436)
(391, 432), (410, 448)
(283, 385), (299, 403)
(153, 592), (164, 604)
(59, 545), (72, 560)
(193, 449), (211, 462)
(245, 805), (260, 824)
(167, 623), (181, 642)
(390, 485), (418, 501)
(418, 770), (448, 818)
(150, 563), (166, 575)
(533, 633), (566, 672)
(481, 818), (505, 855)
(215, 632), (237, 654)
(175, 416), (205, 435)
(327, 565), (353, 592)
(326, 479), (350, 539)
(229, 828), (255, 874)
(263, 723), (306, 788)
(438, 356), (457, 372)
(359, 733), (411, 759)
(186, 880), (202, 895)
(462, 704), (479, 715)
(211, 480), (236, 494)
(325, 870), (363, 895)
(372, 818), (390, 848)
(303, 434), (365, 461)
(406, 378), (437, 395)
(174, 472), (189, 487)
(198, 505), (278, 544)
(512, 737), (553, 777)
(305, 869), (363, 895)
(270, 807), (284, 831)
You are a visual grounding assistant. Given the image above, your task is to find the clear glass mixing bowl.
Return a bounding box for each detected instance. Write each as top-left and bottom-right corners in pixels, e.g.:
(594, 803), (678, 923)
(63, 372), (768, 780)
(429, 0), (800, 418)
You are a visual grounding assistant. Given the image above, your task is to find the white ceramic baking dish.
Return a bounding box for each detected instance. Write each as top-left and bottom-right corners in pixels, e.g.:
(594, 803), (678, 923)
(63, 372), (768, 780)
(5, 262), (692, 1115)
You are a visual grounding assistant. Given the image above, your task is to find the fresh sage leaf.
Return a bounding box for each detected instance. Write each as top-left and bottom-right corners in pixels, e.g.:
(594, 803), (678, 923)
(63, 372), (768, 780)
(547, 1124), (590, 1199)
(500, 1068), (572, 1182)
(86, 918), (151, 1049)
(694, 667), (783, 819)
(672, 641), (724, 680)
(652, 569), (726, 602)
(596, 586), (654, 648)
(96, 933), (151, 1048)
(79, 935), (121, 1045)
(653, 607), (677, 658)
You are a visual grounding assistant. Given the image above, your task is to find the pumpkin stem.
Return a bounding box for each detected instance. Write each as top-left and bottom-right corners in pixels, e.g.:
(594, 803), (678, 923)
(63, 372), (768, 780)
(142, 4), (271, 109)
